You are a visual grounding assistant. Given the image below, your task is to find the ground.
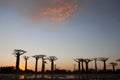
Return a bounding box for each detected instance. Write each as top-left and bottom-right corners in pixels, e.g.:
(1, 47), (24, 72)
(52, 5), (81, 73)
(0, 74), (120, 80)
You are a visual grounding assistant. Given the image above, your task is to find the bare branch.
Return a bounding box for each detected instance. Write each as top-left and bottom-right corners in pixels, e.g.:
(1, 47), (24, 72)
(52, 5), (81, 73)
(92, 58), (98, 61)
(23, 56), (29, 60)
(13, 49), (26, 55)
(84, 59), (92, 63)
(116, 59), (120, 62)
(32, 55), (41, 60)
(98, 57), (109, 62)
(110, 62), (118, 66)
(48, 56), (57, 62)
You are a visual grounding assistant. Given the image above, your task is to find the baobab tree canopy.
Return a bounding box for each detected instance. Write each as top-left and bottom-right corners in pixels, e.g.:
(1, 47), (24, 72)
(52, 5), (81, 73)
(110, 62), (118, 66)
(39, 54), (48, 60)
(116, 59), (120, 62)
(92, 58), (98, 61)
(13, 49), (26, 55)
(32, 55), (41, 59)
(23, 56), (29, 60)
(39, 54), (46, 58)
(98, 57), (109, 61)
(48, 56), (57, 62)
(84, 59), (92, 63)
(74, 58), (83, 62)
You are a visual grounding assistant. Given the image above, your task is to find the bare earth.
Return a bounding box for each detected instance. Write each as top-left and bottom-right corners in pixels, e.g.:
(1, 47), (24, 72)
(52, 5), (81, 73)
(0, 74), (120, 80)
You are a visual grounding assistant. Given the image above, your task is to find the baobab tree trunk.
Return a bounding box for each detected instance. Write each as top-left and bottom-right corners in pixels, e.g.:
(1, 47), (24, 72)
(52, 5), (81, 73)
(54, 64), (56, 71)
(16, 54), (20, 71)
(86, 62), (88, 72)
(78, 61), (80, 72)
(81, 61), (84, 72)
(51, 60), (54, 72)
(95, 60), (97, 71)
(42, 60), (45, 73)
(103, 61), (106, 71)
(23, 56), (29, 72)
(35, 59), (38, 73)
(112, 65), (115, 71)
(25, 60), (27, 71)
(74, 64), (76, 72)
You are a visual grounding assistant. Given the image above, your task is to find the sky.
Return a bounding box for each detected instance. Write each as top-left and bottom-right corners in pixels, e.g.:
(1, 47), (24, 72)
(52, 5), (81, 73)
(0, 0), (120, 71)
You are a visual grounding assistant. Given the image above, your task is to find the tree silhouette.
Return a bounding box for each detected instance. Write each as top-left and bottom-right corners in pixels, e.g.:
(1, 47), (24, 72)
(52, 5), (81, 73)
(0, 66), (15, 73)
(110, 62), (118, 71)
(116, 59), (120, 63)
(116, 59), (120, 69)
(43, 60), (47, 73)
(13, 49), (26, 72)
(74, 58), (82, 73)
(48, 56), (57, 72)
(54, 64), (57, 71)
(92, 58), (98, 72)
(23, 56), (29, 71)
(80, 59), (85, 72)
(84, 59), (92, 72)
(32, 55), (41, 73)
(99, 57), (109, 71)
(39, 54), (47, 73)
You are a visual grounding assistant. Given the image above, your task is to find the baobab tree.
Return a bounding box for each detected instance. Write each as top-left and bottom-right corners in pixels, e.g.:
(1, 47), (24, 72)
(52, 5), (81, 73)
(74, 58), (82, 73)
(80, 58), (85, 72)
(39, 54), (47, 73)
(48, 56), (57, 72)
(116, 59), (120, 69)
(99, 57), (109, 71)
(84, 59), (92, 72)
(110, 62), (118, 71)
(54, 64), (57, 71)
(116, 59), (120, 63)
(23, 56), (29, 71)
(13, 49), (26, 72)
(32, 55), (41, 73)
(43, 60), (47, 72)
(92, 58), (98, 71)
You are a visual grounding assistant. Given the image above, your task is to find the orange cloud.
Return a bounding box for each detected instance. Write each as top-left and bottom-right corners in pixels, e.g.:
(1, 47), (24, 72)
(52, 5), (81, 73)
(28, 0), (81, 23)
(43, 3), (77, 22)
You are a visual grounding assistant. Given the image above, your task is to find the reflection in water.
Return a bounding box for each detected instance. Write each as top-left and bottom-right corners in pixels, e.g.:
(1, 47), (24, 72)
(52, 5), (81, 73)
(19, 74), (119, 80)
(0, 74), (119, 80)
(19, 75), (24, 79)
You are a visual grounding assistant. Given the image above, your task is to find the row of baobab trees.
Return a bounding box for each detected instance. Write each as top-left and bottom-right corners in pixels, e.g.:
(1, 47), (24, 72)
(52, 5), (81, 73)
(13, 49), (57, 73)
(13, 49), (120, 73)
(74, 57), (120, 73)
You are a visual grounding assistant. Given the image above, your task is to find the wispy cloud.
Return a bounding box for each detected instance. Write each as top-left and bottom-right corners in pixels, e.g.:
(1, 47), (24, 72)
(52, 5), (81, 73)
(0, 0), (103, 23)
(27, 0), (82, 23)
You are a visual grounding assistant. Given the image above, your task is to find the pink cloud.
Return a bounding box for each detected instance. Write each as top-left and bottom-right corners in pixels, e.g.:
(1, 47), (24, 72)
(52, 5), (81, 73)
(27, 0), (82, 23)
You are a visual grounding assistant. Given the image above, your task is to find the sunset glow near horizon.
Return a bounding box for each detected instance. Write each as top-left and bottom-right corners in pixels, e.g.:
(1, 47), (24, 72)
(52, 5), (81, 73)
(0, 0), (120, 71)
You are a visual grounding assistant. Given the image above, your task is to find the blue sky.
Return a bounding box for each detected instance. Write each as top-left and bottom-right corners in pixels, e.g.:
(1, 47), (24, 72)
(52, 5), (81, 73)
(0, 0), (120, 70)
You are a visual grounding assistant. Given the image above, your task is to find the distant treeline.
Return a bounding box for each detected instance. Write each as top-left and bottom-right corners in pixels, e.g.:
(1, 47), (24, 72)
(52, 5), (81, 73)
(0, 66), (120, 74)
(0, 66), (15, 73)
